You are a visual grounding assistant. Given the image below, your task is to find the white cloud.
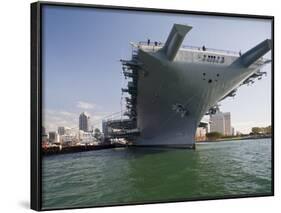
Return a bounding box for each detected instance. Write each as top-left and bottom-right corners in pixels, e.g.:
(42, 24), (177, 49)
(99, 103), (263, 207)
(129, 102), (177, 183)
(76, 101), (97, 110)
(42, 109), (114, 132)
(42, 100), (123, 132)
(42, 110), (78, 132)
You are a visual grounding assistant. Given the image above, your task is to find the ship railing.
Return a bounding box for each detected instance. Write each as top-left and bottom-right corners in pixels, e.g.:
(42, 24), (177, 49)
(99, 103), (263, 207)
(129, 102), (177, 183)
(134, 41), (239, 56)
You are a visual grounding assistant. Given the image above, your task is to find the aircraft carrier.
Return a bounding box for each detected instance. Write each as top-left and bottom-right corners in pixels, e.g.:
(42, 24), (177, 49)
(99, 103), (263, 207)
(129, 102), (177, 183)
(105, 24), (271, 148)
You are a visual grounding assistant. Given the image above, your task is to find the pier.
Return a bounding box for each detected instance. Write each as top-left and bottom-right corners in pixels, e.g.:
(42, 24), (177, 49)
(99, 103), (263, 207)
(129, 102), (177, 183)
(42, 143), (126, 156)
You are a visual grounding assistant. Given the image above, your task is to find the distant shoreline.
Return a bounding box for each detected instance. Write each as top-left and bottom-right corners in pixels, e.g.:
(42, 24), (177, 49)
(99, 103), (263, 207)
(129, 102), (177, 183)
(196, 135), (271, 143)
(42, 135), (272, 156)
(42, 143), (127, 156)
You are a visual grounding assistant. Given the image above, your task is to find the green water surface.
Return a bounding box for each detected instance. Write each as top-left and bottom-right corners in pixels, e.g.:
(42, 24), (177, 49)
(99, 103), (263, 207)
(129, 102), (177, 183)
(42, 138), (272, 209)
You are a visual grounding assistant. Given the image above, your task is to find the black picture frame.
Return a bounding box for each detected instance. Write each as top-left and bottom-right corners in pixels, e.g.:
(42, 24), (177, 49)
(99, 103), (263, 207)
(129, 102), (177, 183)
(31, 1), (274, 211)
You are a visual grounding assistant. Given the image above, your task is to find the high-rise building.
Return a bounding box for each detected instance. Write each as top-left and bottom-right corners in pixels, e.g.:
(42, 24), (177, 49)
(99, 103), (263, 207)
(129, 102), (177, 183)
(42, 126), (46, 135)
(64, 127), (72, 135)
(42, 126), (48, 146)
(79, 112), (90, 132)
(48, 131), (60, 143)
(210, 112), (225, 134)
(58, 126), (65, 135)
(224, 112), (231, 136)
(210, 111), (232, 136)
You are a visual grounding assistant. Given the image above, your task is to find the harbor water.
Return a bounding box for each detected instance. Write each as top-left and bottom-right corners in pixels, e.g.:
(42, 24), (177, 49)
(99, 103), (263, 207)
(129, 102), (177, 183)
(42, 138), (272, 209)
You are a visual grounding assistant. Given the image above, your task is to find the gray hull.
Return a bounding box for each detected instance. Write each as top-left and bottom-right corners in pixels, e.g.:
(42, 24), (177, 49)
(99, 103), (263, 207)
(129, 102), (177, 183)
(122, 24), (271, 148)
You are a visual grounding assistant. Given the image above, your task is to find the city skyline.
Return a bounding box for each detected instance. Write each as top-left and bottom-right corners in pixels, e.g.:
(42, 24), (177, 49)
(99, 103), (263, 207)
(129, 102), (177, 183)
(42, 5), (272, 134)
(42, 110), (271, 137)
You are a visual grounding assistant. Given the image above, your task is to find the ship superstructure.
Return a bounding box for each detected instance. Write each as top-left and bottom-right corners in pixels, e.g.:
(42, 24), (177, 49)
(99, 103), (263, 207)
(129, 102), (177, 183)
(115, 24), (271, 148)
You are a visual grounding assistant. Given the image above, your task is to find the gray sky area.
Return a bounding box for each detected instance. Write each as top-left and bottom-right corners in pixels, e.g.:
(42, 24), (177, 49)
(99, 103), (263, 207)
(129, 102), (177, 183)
(42, 5), (272, 133)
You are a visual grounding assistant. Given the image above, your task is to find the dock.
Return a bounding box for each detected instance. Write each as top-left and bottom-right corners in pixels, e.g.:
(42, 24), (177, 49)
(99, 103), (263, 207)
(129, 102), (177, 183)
(42, 143), (126, 156)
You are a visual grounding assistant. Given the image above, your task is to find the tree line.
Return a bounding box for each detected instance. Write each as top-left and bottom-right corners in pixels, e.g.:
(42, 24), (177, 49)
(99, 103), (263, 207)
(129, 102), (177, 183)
(205, 125), (271, 140)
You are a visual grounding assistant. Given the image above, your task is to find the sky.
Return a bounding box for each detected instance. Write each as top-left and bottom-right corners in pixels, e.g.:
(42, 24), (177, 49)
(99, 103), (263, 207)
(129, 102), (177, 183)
(42, 5), (272, 134)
